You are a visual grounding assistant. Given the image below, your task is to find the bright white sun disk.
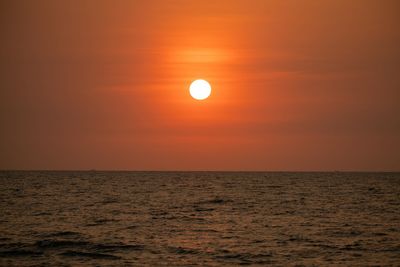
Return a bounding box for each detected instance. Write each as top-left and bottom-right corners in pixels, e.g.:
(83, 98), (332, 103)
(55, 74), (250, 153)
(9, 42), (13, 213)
(189, 79), (211, 100)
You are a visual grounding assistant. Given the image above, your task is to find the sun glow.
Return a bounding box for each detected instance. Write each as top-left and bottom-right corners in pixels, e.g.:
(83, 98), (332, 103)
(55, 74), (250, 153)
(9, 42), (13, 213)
(189, 79), (211, 100)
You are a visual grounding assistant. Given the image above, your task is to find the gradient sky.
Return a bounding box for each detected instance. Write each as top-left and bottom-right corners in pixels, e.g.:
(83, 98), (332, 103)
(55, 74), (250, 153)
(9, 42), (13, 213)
(1, 0), (399, 171)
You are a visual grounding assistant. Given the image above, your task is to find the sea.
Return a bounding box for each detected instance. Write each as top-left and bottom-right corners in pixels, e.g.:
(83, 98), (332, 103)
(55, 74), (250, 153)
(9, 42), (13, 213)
(0, 171), (399, 266)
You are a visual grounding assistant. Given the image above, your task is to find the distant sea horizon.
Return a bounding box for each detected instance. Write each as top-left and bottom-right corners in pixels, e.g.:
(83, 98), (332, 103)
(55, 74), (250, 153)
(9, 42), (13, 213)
(1, 169), (399, 173)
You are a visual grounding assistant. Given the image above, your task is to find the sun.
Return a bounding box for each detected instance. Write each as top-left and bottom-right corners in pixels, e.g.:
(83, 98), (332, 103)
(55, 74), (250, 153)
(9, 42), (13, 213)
(189, 79), (211, 100)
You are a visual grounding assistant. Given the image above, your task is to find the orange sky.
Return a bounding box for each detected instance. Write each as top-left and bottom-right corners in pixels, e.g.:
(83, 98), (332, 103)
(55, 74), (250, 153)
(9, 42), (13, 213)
(1, 0), (399, 170)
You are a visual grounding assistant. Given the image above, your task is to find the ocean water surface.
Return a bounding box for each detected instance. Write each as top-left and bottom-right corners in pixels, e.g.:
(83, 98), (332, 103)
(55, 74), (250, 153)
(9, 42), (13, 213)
(0, 171), (399, 266)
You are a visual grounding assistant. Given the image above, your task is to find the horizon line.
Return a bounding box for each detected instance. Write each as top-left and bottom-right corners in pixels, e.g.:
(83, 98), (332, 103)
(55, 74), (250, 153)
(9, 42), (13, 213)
(0, 169), (399, 173)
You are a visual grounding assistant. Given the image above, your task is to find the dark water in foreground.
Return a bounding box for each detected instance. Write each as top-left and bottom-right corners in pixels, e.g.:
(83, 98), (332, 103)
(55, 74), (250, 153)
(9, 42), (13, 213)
(0, 171), (399, 266)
